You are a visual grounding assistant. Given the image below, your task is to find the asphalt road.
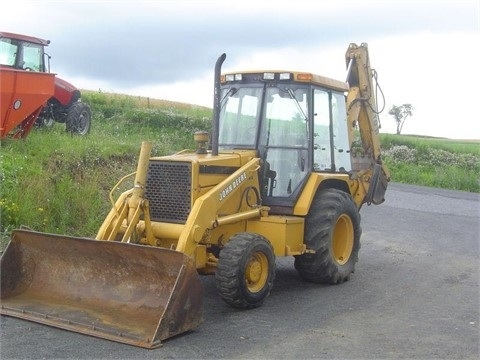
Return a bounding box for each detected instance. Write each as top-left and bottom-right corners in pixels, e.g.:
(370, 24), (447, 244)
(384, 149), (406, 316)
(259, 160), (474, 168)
(1, 183), (479, 359)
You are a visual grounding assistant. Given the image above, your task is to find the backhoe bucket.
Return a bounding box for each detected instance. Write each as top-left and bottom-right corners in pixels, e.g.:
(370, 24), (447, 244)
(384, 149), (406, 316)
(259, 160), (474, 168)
(0, 229), (204, 348)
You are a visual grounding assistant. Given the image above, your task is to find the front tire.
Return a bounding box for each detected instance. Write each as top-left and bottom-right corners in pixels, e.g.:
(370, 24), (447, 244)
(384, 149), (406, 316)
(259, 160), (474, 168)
(295, 188), (361, 284)
(66, 102), (91, 135)
(215, 233), (276, 309)
(35, 117), (55, 128)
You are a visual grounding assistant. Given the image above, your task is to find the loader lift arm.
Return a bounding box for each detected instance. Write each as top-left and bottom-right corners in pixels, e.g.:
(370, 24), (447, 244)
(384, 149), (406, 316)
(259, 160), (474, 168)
(96, 141), (269, 261)
(176, 157), (267, 260)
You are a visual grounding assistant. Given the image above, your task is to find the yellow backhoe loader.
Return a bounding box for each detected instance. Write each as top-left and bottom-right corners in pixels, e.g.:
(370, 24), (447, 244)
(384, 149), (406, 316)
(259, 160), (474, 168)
(1, 43), (390, 348)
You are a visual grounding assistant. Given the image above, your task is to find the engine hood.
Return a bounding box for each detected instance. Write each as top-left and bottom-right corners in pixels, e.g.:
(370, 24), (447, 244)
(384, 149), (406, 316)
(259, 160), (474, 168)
(55, 77), (78, 92)
(53, 76), (80, 105)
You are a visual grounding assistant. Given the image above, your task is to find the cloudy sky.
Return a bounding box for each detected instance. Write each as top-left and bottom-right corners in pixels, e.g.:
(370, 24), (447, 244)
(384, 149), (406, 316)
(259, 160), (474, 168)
(1, 0), (479, 139)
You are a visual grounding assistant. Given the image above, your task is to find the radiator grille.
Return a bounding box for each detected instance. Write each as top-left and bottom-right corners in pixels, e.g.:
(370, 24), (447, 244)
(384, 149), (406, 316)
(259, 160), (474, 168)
(145, 161), (192, 223)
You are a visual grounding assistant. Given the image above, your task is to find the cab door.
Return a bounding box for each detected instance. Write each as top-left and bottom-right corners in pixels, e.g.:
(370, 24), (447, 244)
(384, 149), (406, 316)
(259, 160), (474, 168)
(259, 86), (310, 210)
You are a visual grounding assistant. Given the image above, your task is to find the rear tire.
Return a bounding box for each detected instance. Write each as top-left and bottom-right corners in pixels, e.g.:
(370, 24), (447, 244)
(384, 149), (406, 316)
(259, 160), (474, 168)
(215, 232), (275, 309)
(294, 188), (361, 284)
(66, 102), (91, 135)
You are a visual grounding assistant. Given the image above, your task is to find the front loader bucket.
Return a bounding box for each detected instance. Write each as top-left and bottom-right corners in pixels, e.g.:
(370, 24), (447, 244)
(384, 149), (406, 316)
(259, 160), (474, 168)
(0, 229), (204, 348)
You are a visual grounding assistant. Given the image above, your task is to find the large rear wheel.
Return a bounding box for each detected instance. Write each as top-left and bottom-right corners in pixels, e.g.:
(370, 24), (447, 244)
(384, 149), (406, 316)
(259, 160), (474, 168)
(66, 102), (91, 135)
(294, 188), (361, 284)
(215, 232), (276, 309)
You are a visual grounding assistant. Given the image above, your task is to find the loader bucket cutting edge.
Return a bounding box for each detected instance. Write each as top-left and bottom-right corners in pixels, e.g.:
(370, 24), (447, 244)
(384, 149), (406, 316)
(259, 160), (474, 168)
(0, 229), (204, 349)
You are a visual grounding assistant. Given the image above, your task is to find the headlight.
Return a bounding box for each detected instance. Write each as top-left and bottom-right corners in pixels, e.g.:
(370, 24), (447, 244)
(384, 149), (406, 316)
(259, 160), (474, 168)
(225, 73), (242, 82)
(263, 72), (275, 80)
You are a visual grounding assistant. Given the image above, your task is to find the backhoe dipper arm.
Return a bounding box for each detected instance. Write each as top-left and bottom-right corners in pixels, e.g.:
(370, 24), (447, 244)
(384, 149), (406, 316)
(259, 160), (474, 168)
(346, 43), (390, 174)
(345, 43), (390, 204)
(345, 43), (382, 161)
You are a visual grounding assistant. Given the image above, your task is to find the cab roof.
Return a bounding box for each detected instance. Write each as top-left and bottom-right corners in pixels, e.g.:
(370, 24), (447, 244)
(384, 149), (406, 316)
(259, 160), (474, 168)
(222, 70), (348, 92)
(0, 31), (50, 46)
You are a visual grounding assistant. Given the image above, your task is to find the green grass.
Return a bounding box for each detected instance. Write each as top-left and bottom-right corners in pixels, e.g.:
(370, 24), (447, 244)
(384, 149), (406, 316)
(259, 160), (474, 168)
(380, 134), (479, 192)
(1, 91), (478, 251)
(0, 92), (211, 248)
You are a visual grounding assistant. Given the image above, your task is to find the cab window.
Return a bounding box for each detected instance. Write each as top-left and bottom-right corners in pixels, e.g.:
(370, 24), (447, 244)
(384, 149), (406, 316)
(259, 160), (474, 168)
(313, 89), (351, 172)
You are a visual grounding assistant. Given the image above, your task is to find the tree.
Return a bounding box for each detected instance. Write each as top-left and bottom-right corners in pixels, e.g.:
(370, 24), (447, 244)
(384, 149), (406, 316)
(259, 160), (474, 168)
(389, 104), (414, 135)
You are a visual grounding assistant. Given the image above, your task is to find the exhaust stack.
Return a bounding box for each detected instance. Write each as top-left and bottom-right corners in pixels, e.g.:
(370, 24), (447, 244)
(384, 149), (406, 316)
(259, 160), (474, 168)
(211, 53), (226, 156)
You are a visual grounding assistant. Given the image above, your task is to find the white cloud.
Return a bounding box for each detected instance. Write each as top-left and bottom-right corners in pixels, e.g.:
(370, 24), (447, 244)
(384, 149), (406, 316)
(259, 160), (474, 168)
(370, 32), (480, 139)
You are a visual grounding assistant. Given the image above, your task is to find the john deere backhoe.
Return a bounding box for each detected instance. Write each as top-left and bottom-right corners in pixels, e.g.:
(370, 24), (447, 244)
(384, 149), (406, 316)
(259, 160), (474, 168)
(1, 43), (390, 348)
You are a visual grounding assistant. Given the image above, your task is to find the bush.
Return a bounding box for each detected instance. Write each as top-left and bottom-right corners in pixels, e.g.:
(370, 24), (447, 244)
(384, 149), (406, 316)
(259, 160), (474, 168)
(382, 141), (479, 192)
(383, 145), (417, 163)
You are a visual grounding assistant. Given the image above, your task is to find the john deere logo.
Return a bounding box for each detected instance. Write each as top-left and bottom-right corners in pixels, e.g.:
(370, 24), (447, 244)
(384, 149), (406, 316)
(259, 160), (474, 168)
(219, 172), (247, 201)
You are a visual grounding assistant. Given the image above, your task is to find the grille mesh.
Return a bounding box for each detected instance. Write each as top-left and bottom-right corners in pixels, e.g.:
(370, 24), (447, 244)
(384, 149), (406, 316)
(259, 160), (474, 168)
(145, 161), (191, 223)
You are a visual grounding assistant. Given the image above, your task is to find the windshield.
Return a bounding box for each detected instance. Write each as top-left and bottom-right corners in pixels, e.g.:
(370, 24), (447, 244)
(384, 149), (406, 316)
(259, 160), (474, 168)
(0, 38), (44, 71)
(218, 82), (310, 198)
(218, 85), (308, 149)
(218, 86), (262, 148)
(0, 38), (17, 66)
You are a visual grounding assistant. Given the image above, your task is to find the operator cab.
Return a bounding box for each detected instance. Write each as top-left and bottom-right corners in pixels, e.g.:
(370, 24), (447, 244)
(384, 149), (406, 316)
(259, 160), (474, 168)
(0, 32), (49, 72)
(219, 71), (351, 213)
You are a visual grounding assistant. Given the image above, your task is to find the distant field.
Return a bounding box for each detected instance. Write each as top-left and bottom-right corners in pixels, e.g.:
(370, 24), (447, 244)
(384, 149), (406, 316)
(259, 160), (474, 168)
(1, 91), (478, 249)
(381, 133), (479, 154)
(380, 133), (479, 192)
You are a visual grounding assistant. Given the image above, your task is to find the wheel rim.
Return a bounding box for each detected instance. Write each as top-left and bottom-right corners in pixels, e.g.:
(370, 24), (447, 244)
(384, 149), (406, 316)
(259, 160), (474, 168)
(332, 214), (354, 265)
(43, 118), (54, 127)
(245, 252), (269, 293)
(77, 111), (89, 134)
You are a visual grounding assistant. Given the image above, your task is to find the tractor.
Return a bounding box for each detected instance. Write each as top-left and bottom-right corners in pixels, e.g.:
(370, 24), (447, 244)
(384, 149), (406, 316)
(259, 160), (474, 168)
(0, 31), (91, 138)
